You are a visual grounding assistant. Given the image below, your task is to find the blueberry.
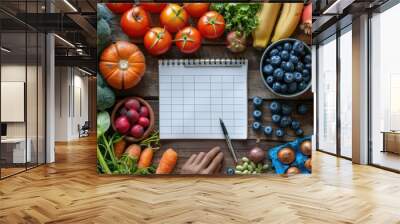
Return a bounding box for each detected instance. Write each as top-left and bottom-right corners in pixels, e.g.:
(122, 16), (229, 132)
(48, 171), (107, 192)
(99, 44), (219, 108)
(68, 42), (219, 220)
(252, 96), (263, 108)
(269, 101), (281, 114)
(302, 69), (310, 77)
(298, 81), (308, 91)
(294, 72), (303, 82)
(289, 55), (299, 64)
(293, 41), (305, 54)
(280, 61), (286, 69)
(281, 83), (288, 93)
(281, 104), (292, 115)
(275, 128), (285, 137)
(280, 50), (290, 61)
(252, 121), (262, 130)
(253, 110), (262, 120)
(304, 54), (312, 64)
(264, 126), (273, 136)
(296, 62), (304, 72)
(295, 128), (304, 136)
(265, 58), (271, 64)
(270, 55), (281, 66)
(280, 116), (292, 128)
(303, 73), (311, 82)
(283, 61), (294, 72)
(276, 45), (283, 51)
(284, 72), (294, 83)
(271, 114), (281, 124)
(269, 48), (279, 57)
(272, 82), (282, 92)
(283, 42), (292, 51)
(263, 64), (274, 75)
(273, 68), (284, 81)
(290, 50), (297, 56)
(226, 167), (235, 175)
(288, 82), (298, 94)
(266, 76), (275, 85)
(305, 63), (311, 70)
(297, 104), (308, 115)
(291, 120), (301, 130)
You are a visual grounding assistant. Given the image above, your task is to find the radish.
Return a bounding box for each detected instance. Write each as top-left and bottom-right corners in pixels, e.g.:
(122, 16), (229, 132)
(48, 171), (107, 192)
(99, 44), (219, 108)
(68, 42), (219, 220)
(115, 116), (131, 134)
(300, 4), (312, 35)
(139, 106), (149, 117)
(137, 117), (150, 128)
(125, 99), (140, 111)
(130, 124), (144, 138)
(126, 109), (140, 124)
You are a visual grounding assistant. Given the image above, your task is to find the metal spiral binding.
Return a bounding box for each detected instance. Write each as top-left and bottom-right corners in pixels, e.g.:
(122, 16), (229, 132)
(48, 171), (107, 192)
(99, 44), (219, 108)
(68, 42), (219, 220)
(159, 58), (247, 67)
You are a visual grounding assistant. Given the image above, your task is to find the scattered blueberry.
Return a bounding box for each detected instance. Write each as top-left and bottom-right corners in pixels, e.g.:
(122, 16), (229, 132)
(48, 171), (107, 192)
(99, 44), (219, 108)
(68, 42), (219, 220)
(295, 128), (304, 136)
(283, 61), (294, 72)
(252, 121), (262, 131)
(280, 50), (290, 61)
(253, 110), (262, 120)
(269, 48), (279, 57)
(273, 68), (284, 81)
(275, 128), (285, 137)
(252, 96), (263, 108)
(284, 72), (294, 83)
(272, 82), (282, 92)
(227, 167), (235, 175)
(297, 104), (308, 115)
(291, 120), (301, 130)
(298, 81), (308, 91)
(288, 82), (297, 94)
(304, 54), (312, 64)
(283, 42), (292, 51)
(281, 104), (292, 115)
(264, 126), (273, 136)
(263, 64), (274, 75)
(280, 83), (288, 93)
(294, 72), (303, 82)
(266, 76), (275, 85)
(269, 101), (281, 114)
(280, 116), (292, 128)
(289, 55), (299, 64)
(271, 114), (281, 124)
(270, 55), (281, 66)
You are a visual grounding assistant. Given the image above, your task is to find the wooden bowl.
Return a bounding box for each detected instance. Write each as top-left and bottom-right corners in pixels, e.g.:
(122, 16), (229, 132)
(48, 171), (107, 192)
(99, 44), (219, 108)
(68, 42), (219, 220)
(111, 97), (155, 143)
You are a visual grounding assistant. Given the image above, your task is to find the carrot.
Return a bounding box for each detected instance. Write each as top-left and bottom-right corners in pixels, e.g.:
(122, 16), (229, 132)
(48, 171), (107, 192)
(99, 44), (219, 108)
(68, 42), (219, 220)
(113, 139), (126, 159)
(138, 147), (154, 168)
(156, 148), (178, 174)
(125, 144), (141, 159)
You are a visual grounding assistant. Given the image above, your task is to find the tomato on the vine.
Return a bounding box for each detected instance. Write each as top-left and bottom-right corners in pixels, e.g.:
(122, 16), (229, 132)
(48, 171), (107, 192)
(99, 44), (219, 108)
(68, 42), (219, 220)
(197, 11), (225, 39)
(106, 3), (133, 14)
(140, 3), (167, 13)
(175, 27), (202, 54)
(160, 4), (188, 33)
(120, 6), (150, 38)
(183, 3), (210, 18)
(144, 27), (172, 56)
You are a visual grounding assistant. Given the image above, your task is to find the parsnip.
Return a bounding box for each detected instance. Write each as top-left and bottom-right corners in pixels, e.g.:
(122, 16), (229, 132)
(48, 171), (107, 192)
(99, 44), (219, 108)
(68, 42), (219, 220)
(252, 3), (282, 48)
(271, 3), (304, 42)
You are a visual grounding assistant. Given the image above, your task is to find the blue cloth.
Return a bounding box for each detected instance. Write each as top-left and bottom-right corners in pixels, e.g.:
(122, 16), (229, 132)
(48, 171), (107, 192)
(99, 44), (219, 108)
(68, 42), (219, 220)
(268, 136), (312, 174)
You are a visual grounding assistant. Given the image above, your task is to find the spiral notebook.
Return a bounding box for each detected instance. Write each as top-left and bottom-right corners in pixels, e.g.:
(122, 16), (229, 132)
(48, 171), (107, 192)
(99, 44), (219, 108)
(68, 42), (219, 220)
(158, 58), (248, 139)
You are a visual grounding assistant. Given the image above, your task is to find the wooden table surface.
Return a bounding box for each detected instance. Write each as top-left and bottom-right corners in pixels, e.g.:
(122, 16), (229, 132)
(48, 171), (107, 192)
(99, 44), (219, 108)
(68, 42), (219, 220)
(107, 11), (313, 174)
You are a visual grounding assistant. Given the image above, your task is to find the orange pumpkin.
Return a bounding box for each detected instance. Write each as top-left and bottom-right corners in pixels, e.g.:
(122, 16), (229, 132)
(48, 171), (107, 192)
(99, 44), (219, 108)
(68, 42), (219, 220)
(99, 41), (146, 90)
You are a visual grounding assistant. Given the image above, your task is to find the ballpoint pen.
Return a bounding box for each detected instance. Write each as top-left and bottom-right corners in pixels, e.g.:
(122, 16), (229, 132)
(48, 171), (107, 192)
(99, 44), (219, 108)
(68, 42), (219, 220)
(219, 118), (238, 164)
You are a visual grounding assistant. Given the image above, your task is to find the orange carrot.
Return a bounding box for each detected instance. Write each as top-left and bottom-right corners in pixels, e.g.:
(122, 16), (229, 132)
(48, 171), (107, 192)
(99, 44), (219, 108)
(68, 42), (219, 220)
(156, 148), (178, 174)
(138, 147), (154, 168)
(113, 139), (126, 159)
(125, 144), (141, 159)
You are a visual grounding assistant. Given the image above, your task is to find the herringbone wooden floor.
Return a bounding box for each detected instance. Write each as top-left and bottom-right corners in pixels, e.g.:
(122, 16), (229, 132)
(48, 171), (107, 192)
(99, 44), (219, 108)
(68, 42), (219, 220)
(0, 136), (399, 224)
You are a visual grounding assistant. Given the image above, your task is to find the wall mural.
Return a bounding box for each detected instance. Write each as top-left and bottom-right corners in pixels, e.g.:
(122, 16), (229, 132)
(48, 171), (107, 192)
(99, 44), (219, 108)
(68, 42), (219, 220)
(97, 2), (313, 176)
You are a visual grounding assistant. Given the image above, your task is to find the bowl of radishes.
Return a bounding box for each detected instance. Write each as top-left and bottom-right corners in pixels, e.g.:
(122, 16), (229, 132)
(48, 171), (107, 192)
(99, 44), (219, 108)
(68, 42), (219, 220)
(111, 97), (155, 142)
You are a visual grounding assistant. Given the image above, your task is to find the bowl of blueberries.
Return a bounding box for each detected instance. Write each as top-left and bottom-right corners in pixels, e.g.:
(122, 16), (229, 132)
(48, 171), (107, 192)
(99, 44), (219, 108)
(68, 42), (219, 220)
(260, 38), (311, 98)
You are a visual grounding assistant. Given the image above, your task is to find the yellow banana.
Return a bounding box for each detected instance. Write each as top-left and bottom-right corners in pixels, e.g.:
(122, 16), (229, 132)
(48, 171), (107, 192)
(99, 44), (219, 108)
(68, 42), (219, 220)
(271, 3), (304, 42)
(252, 3), (282, 48)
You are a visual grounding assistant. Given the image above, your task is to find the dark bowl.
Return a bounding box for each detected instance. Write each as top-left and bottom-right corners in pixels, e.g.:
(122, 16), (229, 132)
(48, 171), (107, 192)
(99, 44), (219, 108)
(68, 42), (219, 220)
(260, 38), (312, 98)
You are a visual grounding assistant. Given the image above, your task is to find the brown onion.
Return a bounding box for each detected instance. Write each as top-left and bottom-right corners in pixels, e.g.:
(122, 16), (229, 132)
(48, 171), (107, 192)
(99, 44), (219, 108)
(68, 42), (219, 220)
(278, 147), (295, 164)
(286, 166), (300, 175)
(300, 140), (312, 156)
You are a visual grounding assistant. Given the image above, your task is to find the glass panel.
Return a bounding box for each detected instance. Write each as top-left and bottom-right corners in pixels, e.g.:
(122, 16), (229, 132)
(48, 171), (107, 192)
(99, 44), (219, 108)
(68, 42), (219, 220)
(371, 4), (400, 171)
(317, 36), (337, 154)
(38, 32), (45, 165)
(339, 28), (352, 158)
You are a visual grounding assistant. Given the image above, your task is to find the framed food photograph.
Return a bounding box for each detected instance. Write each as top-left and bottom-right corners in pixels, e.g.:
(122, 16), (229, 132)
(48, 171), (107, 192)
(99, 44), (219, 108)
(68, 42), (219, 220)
(96, 2), (313, 176)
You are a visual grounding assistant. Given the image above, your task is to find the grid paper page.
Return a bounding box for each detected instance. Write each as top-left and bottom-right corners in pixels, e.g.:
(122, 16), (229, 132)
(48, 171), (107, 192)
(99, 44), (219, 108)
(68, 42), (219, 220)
(159, 60), (248, 139)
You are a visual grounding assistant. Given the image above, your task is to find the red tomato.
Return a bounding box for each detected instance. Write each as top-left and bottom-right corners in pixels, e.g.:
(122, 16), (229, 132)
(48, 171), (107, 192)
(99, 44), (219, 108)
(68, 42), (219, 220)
(197, 11), (225, 39)
(140, 3), (167, 13)
(160, 4), (188, 33)
(106, 3), (133, 14)
(175, 27), (202, 54)
(144, 27), (172, 56)
(120, 6), (150, 38)
(183, 3), (210, 18)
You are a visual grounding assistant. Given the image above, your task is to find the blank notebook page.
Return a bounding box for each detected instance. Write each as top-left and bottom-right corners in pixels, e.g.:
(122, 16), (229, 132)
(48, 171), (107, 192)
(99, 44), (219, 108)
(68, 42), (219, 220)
(158, 59), (248, 139)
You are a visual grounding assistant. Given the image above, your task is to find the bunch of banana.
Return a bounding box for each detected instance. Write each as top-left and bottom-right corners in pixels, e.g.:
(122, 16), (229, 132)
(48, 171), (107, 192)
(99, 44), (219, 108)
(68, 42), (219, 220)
(252, 3), (304, 48)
